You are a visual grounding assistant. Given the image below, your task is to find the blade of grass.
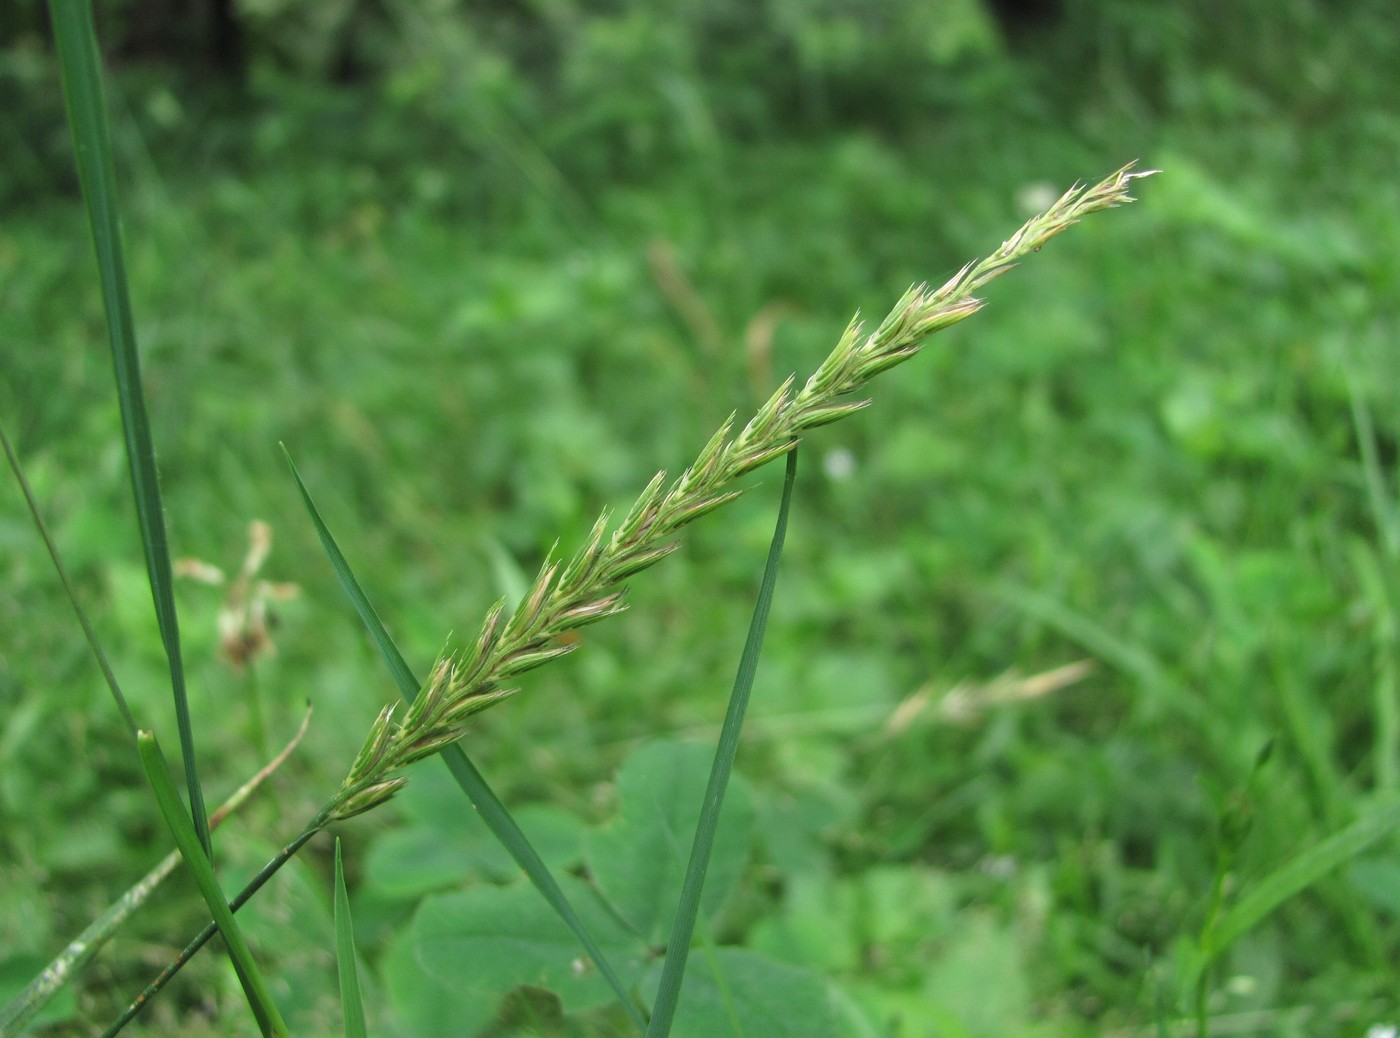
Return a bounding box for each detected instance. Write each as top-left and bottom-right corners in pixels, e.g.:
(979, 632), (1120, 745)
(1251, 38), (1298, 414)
(2, 422), (136, 734)
(282, 445), (649, 1032)
(1209, 794), (1400, 953)
(990, 580), (1200, 725)
(1352, 540), (1400, 793)
(0, 711), (309, 1038)
(280, 448), (417, 694)
(1183, 793), (1400, 997)
(136, 730), (289, 1038)
(333, 839), (368, 1038)
(1348, 376), (1400, 558)
(1347, 378), (1400, 793)
(48, 0), (210, 854)
(647, 447), (797, 1037)
(102, 816), (328, 1038)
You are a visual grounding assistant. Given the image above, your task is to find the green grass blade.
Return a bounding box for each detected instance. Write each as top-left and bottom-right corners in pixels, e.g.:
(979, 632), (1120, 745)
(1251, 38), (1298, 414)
(1348, 377), (1400, 558)
(282, 445), (648, 1032)
(2, 422), (136, 735)
(136, 730), (289, 1038)
(48, 0), (209, 854)
(1183, 794), (1400, 998)
(991, 580), (1200, 725)
(1352, 540), (1400, 793)
(648, 448), (798, 1038)
(102, 821), (325, 1038)
(333, 839), (368, 1038)
(281, 445), (417, 692)
(1209, 795), (1400, 954)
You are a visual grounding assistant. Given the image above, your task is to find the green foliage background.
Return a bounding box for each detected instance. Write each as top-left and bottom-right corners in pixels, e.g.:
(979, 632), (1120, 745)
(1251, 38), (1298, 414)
(2, 0), (1399, 1034)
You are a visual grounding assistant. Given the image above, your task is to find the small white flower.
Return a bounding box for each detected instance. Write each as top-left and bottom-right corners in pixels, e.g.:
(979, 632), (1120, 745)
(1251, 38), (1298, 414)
(822, 446), (857, 481)
(1016, 181), (1060, 218)
(1225, 975), (1256, 997)
(979, 855), (1017, 879)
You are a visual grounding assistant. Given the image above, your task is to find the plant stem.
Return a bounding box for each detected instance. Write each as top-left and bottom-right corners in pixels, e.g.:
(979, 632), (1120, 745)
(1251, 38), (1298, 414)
(0, 712), (308, 1038)
(101, 814), (328, 1038)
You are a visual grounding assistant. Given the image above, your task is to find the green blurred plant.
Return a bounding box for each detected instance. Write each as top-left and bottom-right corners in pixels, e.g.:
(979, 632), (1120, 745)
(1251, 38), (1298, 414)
(325, 164), (1150, 827)
(8, 7), (1154, 1028)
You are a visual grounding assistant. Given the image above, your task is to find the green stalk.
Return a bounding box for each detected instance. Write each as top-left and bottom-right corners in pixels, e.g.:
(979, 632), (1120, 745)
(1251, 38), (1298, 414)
(333, 839), (368, 1038)
(136, 731), (288, 1038)
(0, 713), (307, 1038)
(48, 0), (210, 854)
(648, 448), (797, 1036)
(102, 819), (327, 1037)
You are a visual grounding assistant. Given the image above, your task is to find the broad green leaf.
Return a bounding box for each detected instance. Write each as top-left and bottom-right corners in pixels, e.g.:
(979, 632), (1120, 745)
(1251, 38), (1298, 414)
(366, 793), (584, 899)
(920, 913), (1033, 1038)
(382, 927), (489, 1038)
(750, 866), (959, 975)
(586, 741), (755, 946)
(408, 875), (648, 1022)
(751, 783), (859, 877)
(641, 948), (844, 1038)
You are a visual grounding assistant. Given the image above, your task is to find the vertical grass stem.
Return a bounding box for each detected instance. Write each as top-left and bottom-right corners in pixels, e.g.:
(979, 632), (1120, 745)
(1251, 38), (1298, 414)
(48, 0), (210, 853)
(647, 448), (798, 1036)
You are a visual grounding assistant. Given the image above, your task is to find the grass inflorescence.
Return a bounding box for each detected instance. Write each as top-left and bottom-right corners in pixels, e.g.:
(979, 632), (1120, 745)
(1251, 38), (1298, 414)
(328, 164), (1153, 823)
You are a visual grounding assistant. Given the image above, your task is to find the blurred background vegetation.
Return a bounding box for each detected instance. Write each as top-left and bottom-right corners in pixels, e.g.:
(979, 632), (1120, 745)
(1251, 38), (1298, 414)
(2, 0), (1399, 1034)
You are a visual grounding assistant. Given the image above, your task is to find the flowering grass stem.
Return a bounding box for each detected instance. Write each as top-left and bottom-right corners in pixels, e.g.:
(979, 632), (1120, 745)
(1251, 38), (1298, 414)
(327, 162), (1154, 823)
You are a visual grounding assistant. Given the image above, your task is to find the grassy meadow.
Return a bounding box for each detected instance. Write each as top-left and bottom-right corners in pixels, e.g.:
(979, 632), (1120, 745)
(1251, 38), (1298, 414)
(2, 1), (1399, 1034)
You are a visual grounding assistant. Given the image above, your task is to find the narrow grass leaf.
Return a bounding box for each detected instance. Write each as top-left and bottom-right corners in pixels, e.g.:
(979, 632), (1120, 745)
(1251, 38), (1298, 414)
(0, 714), (309, 1037)
(991, 580), (1199, 725)
(1, 423), (136, 735)
(102, 822), (325, 1038)
(136, 730), (288, 1038)
(283, 446), (648, 1032)
(1209, 795), (1400, 953)
(1184, 794), (1400, 997)
(1347, 378), (1400, 792)
(281, 445), (417, 692)
(1351, 541), (1400, 793)
(648, 448), (798, 1038)
(333, 839), (368, 1038)
(1348, 376), (1400, 558)
(49, 0), (209, 853)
